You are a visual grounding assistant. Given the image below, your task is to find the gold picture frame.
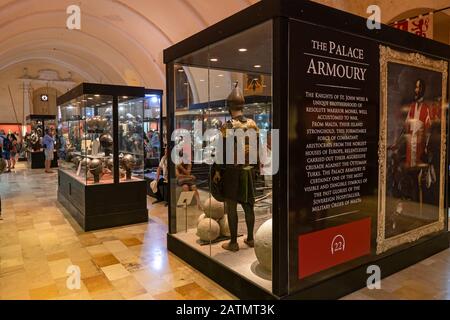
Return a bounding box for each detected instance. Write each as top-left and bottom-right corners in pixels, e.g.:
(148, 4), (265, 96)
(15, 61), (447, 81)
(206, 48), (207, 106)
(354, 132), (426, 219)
(377, 45), (448, 254)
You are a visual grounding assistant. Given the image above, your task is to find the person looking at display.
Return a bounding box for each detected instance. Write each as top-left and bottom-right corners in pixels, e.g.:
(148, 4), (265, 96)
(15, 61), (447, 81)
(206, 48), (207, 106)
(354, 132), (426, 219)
(176, 152), (203, 211)
(9, 133), (18, 170)
(43, 128), (55, 173)
(154, 147), (168, 204)
(212, 82), (259, 252)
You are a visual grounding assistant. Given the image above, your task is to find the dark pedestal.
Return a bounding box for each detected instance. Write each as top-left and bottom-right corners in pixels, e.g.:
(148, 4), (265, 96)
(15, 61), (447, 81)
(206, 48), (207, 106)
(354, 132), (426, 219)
(57, 169), (148, 231)
(28, 150), (58, 169)
(168, 232), (449, 300)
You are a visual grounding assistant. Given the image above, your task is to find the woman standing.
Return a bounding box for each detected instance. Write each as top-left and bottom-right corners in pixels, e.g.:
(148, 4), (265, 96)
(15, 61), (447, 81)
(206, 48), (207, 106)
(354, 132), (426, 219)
(9, 134), (18, 169)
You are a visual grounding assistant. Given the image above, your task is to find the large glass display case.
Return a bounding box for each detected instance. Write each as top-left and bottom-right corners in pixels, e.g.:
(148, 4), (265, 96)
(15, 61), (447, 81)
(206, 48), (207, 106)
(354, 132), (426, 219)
(57, 83), (148, 231)
(168, 21), (274, 296)
(164, 0), (449, 300)
(25, 114), (58, 169)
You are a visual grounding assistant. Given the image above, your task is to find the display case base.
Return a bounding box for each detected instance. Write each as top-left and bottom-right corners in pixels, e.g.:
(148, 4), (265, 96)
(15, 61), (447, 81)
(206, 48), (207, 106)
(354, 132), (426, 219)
(168, 232), (449, 300)
(27, 151), (58, 169)
(58, 169), (148, 231)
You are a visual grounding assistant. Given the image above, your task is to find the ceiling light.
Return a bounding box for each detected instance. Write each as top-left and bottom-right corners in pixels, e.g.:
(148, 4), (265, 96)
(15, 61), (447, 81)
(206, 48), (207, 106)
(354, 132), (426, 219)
(123, 96), (128, 99)
(178, 69), (184, 73)
(210, 58), (219, 62)
(254, 65), (262, 68)
(88, 97), (93, 100)
(239, 48), (248, 52)
(218, 74), (224, 77)
(199, 79), (205, 82)
(94, 94), (100, 97)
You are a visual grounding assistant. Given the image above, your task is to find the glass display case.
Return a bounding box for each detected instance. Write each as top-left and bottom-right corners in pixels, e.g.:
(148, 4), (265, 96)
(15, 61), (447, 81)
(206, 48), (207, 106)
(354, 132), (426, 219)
(25, 114), (58, 169)
(143, 89), (163, 170)
(164, 1), (450, 300)
(167, 20), (274, 296)
(57, 83), (148, 231)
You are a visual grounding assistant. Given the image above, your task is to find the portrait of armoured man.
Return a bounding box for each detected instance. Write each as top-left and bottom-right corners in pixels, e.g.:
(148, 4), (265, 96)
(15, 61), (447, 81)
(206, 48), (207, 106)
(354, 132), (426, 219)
(385, 62), (443, 239)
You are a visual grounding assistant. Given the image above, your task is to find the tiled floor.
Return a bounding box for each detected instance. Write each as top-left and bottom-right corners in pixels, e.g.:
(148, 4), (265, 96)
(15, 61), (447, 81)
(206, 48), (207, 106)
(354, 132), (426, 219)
(0, 163), (234, 300)
(2, 163), (450, 300)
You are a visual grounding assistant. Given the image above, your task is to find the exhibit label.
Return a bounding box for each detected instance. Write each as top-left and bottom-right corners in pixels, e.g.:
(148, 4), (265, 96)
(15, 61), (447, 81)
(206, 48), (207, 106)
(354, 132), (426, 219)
(288, 21), (379, 286)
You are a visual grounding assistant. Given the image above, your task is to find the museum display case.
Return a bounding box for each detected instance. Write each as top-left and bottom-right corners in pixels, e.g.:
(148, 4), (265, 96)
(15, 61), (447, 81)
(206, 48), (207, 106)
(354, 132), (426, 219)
(57, 83), (148, 231)
(25, 114), (58, 169)
(143, 89), (164, 170)
(164, 0), (450, 299)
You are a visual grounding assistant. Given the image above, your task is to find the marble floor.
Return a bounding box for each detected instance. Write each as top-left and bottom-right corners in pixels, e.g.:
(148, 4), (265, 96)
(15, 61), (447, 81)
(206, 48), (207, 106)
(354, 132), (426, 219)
(0, 163), (234, 300)
(2, 162), (450, 300)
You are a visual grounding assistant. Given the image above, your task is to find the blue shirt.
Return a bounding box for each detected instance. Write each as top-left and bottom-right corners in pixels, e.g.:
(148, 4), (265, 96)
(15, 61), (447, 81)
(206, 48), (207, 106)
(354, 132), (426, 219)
(43, 134), (55, 151)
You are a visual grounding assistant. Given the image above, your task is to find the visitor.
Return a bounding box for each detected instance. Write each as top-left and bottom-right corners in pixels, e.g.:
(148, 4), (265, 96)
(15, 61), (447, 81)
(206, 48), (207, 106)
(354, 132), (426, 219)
(154, 147), (168, 204)
(55, 133), (66, 161)
(43, 128), (55, 173)
(9, 133), (18, 170)
(1, 131), (11, 173)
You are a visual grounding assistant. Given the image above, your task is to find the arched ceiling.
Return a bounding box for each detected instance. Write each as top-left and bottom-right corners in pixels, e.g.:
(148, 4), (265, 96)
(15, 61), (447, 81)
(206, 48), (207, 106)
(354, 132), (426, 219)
(0, 0), (259, 123)
(0, 0), (447, 123)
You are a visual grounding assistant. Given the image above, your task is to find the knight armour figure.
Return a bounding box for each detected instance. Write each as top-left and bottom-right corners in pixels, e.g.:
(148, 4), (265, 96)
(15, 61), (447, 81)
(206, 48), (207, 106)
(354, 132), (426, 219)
(213, 82), (259, 252)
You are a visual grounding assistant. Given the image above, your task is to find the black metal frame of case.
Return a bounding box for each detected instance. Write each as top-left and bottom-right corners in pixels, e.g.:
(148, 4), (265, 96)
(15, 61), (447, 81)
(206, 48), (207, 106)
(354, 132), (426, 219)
(164, 0), (450, 299)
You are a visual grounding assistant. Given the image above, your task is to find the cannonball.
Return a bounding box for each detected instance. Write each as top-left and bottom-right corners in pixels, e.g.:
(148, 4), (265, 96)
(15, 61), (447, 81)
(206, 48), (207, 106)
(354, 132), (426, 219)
(197, 218), (220, 242)
(203, 197), (225, 220)
(255, 219), (272, 272)
(197, 214), (206, 226)
(219, 215), (231, 237)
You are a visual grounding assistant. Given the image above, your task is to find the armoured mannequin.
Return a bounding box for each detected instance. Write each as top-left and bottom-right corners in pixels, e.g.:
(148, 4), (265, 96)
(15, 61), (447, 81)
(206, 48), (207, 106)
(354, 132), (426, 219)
(213, 82), (260, 252)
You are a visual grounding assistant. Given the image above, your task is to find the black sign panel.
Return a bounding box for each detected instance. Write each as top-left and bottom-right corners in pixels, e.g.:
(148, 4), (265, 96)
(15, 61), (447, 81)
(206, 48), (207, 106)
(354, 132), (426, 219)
(288, 20), (380, 291)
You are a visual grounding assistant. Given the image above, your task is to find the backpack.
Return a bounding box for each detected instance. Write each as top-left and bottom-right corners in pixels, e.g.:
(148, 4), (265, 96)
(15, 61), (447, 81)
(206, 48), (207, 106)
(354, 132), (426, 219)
(3, 138), (11, 152)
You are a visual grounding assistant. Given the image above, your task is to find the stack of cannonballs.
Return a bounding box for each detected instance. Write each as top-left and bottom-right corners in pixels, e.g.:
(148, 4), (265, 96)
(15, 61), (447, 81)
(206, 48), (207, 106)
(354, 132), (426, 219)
(196, 197), (230, 242)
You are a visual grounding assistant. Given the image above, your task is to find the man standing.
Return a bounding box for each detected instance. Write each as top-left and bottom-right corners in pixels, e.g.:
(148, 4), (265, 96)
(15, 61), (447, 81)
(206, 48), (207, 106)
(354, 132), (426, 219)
(1, 131), (11, 173)
(405, 79), (431, 169)
(43, 128), (55, 173)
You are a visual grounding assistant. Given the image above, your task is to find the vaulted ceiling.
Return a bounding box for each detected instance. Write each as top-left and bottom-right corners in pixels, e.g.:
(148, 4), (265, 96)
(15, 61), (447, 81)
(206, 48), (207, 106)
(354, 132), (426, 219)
(0, 0), (448, 123)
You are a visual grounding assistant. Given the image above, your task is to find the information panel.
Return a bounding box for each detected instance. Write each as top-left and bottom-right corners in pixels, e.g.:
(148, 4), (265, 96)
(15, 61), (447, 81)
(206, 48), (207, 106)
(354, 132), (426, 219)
(288, 21), (379, 289)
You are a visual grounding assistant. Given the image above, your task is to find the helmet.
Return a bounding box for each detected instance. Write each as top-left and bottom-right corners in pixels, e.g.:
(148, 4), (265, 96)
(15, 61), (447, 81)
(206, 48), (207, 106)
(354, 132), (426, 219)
(226, 82), (245, 112)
